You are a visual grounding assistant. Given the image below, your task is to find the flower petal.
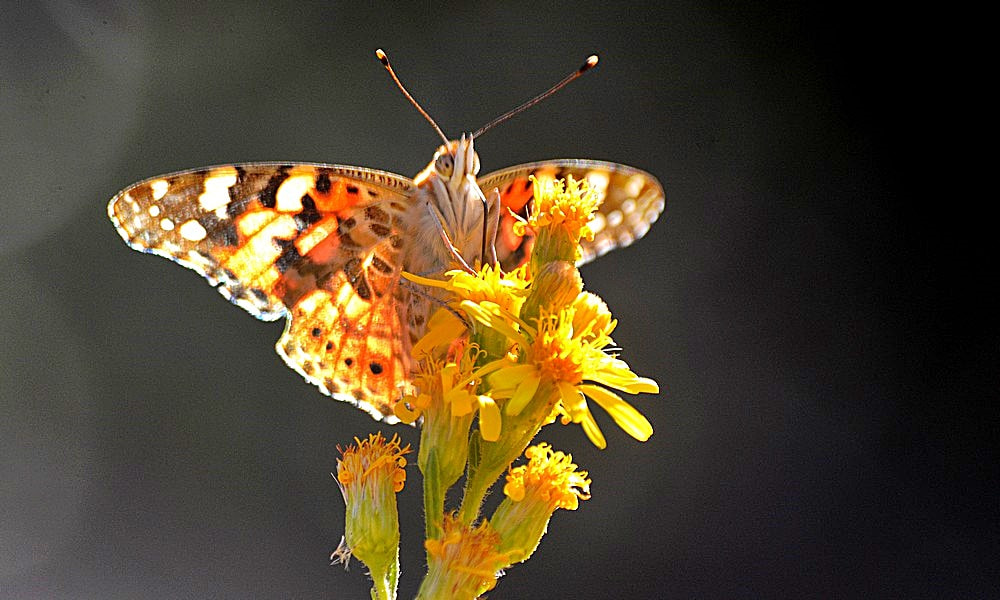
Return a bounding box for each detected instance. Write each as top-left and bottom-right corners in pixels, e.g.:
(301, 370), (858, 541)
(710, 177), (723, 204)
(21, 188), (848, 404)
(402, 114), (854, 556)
(578, 384), (653, 442)
(506, 372), (541, 416)
(477, 395), (502, 442)
(577, 404), (607, 449)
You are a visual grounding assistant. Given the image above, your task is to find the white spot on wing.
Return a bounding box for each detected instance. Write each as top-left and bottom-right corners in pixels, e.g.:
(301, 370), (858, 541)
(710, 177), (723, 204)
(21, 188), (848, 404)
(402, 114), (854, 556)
(150, 179), (169, 200)
(198, 166), (239, 211)
(148, 205), (161, 217)
(160, 218), (175, 230)
(179, 219), (207, 241)
(275, 174), (312, 212)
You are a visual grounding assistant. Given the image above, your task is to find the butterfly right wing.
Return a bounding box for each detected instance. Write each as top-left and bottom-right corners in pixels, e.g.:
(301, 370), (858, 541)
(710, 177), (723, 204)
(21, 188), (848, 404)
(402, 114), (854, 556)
(478, 159), (665, 270)
(109, 163), (421, 421)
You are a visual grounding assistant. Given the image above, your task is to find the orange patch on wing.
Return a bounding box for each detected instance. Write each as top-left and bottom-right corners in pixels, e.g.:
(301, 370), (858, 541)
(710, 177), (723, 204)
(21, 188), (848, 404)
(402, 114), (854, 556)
(314, 178), (365, 213)
(501, 177), (534, 213)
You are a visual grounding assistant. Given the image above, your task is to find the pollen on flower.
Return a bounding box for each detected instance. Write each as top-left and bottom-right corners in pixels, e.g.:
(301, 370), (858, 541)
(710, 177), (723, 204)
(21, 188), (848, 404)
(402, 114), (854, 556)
(503, 443), (591, 510)
(337, 432), (411, 494)
(518, 175), (601, 244)
(335, 432), (409, 589)
(489, 443), (591, 567)
(486, 297), (657, 448)
(421, 513), (510, 597)
(531, 310), (588, 385)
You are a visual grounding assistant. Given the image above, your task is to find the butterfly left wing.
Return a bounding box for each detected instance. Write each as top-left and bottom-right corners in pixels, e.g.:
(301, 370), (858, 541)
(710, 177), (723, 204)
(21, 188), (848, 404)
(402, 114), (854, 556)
(109, 163), (420, 421)
(478, 159), (665, 270)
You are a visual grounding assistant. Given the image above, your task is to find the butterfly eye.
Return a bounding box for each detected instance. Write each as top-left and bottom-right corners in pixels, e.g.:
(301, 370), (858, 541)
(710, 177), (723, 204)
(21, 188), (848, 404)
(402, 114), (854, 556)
(435, 153), (454, 177)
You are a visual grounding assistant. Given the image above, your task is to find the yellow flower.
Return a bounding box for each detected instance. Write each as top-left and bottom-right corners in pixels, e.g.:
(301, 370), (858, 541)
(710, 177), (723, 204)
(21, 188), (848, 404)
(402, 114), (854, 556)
(491, 443), (591, 565)
(404, 263), (530, 322)
(334, 433), (410, 600)
(405, 264), (532, 361)
(418, 513), (511, 599)
(393, 345), (507, 539)
(483, 292), (658, 449)
(501, 443), (591, 509)
(394, 345), (503, 443)
(514, 175), (602, 267)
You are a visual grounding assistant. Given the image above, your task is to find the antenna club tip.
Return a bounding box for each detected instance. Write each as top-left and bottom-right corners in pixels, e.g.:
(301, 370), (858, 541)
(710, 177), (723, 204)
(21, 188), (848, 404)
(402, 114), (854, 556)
(375, 48), (388, 65)
(581, 55), (599, 71)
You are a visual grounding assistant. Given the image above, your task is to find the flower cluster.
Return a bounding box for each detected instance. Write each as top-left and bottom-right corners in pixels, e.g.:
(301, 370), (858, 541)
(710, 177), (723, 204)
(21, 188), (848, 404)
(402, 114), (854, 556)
(335, 175), (660, 599)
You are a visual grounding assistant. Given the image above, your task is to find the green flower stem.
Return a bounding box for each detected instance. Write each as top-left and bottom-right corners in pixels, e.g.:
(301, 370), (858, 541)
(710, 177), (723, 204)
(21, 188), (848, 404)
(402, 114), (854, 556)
(422, 454), (446, 540)
(368, 549), (398, 600)
(458, 387), (554, 524)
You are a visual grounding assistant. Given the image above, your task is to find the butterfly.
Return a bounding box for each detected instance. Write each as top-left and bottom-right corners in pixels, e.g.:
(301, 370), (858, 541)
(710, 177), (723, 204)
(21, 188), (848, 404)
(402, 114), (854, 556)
(107, 51), (665, 423)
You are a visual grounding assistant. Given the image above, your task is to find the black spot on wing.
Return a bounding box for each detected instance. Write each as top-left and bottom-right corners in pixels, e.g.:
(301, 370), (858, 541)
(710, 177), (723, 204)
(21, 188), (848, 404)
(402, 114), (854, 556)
(315, 171), (331, 193)
(355, 278), (372, 300)
(259, 166), (292, 209)
(224, 166), (255, 218)
(294, 194), (323, 230)
(199, 212), (239, 246)
(273, 237), (302, 273)
(370, 255), (392, 274)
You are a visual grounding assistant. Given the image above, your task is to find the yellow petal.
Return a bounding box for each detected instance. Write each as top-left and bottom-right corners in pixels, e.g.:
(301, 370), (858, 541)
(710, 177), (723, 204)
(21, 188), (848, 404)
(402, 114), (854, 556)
(505, 372), (541, 416)
(578, 384), (653, 442)
(478, 395), (502, 441)
(488, 363), (537, 393)
(411, 308), (467, 357)
(449, 389), (477, 416)
(401, 270), (450, 289)
(578, 405), (607, 449)
(459, 300), (528, 344)
(592, 364), (659, 394)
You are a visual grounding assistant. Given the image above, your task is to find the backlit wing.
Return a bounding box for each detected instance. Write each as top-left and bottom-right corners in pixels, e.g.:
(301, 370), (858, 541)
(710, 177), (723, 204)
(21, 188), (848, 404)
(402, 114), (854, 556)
(108, 163), (419, 421)
(478, 160), (665, 270)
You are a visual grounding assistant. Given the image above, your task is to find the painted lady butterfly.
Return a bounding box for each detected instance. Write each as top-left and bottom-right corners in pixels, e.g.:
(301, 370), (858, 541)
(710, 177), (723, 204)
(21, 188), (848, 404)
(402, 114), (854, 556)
(108, 52), (664, 422)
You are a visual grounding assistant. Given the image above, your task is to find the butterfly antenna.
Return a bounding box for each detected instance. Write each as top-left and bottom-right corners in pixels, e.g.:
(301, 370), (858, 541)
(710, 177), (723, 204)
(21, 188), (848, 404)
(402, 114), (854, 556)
(376, 49), (450, 146)
(471, 54), (599, 139)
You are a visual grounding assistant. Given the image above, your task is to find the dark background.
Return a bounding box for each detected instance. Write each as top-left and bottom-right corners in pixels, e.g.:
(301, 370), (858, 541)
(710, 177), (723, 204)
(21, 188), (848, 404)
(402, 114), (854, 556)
(2, 2), (994, 598)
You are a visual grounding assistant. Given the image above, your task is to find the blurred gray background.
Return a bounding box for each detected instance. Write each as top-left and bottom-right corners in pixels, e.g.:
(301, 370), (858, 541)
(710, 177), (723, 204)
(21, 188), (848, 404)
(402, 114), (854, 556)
(2, 1), (992, 598)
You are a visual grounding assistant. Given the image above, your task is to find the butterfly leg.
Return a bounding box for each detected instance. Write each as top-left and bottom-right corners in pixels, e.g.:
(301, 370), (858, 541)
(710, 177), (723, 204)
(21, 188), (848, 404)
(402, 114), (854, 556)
(483, 187), (501, 267)
(423, 198), (477, 274)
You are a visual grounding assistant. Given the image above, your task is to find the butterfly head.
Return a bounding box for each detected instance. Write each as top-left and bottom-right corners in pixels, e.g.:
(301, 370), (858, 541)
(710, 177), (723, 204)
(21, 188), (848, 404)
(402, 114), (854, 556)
(413, 133), (496, 270)
(429, 134), (481, 181)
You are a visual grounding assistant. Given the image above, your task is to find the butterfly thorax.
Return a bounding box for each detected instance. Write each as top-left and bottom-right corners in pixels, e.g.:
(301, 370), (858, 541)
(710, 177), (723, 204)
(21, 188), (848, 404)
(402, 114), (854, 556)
(408, 134), (497, 275)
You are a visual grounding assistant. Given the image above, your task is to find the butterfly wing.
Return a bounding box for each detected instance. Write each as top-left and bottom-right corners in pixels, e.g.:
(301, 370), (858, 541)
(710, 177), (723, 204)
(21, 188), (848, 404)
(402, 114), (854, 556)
(478, 160), (665, 270)
(108, 163), (419, 421)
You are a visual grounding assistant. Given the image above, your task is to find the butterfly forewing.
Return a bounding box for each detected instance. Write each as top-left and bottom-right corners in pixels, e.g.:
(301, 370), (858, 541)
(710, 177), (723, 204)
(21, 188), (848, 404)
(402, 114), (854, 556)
(108, 162), (420, 421)
(479, 160), (665, 270)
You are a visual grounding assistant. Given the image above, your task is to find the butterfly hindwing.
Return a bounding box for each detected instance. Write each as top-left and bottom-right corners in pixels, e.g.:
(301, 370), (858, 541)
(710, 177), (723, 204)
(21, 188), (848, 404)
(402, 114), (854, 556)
(109, 163), (419, 420)
(478, 160), (665, 270)
(275, 194), (417, 421)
